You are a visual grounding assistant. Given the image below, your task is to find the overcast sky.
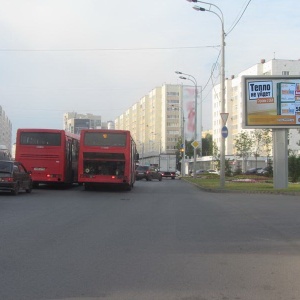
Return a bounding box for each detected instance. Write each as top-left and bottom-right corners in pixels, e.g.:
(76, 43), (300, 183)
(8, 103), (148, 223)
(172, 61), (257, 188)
(1, 0), (299, 141)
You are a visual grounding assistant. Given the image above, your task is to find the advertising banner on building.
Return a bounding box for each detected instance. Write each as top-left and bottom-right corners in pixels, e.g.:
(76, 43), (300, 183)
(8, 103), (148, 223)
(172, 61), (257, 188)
(182, 85), (198, 141)
(242, 75), (300, 128)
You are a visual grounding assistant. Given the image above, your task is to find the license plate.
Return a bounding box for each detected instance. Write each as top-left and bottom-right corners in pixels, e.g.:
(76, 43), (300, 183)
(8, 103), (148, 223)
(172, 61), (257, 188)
(34, 167), (45, 171)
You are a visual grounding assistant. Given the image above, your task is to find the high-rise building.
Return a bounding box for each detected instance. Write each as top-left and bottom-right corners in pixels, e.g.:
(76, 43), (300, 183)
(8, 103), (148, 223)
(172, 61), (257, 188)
(0, 105), (12, 154)
(115, 84), (199, 165)
(63, 112), (103, 134)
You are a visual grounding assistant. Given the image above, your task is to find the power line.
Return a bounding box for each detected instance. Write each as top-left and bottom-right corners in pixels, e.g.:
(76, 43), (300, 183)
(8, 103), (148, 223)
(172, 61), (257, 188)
(0, 45), (220, 52)
(201, 0), (252, 101)
(226, 0), (252, 36)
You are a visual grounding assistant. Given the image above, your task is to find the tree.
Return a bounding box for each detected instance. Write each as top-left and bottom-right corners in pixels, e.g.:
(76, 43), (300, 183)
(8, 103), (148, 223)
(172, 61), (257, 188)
(212, 142), (220, 171)
(202, 133), (213, 156)
(251, 129), (264, 168)
(288, 153), (300, 182)
(261, 129), (272, 167)
(175, 137), (201, 171)
(234, 131), (253, 172)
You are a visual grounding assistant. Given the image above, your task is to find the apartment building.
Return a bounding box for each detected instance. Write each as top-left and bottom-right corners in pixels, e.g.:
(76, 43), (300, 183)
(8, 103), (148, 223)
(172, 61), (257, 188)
(63, 112), (105, 134)
(212, 58), (300, 157)
(115, 84), (199, 164)
(0, 105), (12, 153)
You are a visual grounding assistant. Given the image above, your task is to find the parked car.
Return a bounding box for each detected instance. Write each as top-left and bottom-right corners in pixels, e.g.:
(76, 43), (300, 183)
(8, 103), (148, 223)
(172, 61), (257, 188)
(0, 160), (33, 195)
(244, 167), (262, 175)
(256, 166), (272, 176)
(190, 169), (209, 176)
(207, 169), (220, 175)
(135, 165), (162, 181)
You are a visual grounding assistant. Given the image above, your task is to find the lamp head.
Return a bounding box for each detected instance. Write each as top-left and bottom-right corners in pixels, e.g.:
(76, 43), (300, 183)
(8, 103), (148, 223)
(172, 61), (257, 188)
(193, 5), (206, 11)
(175, 71), (182, 74)
(179, 76), (187, 80)
(186, 0), (198, 2)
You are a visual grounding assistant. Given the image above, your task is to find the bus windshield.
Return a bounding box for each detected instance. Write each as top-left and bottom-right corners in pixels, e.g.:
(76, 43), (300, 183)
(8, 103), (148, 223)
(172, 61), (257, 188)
(84, 132), (126, 147)
(20, 132), (61, 146)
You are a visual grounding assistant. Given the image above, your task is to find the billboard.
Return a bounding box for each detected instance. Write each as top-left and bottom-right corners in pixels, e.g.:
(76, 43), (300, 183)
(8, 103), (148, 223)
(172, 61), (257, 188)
(182, 85), (201, 141)
(242, 76), (300, 128)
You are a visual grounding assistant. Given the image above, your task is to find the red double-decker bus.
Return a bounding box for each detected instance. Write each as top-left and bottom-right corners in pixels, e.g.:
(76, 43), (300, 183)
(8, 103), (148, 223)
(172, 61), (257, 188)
(15, 129), (80, 187)
(78, 129), (138, 191)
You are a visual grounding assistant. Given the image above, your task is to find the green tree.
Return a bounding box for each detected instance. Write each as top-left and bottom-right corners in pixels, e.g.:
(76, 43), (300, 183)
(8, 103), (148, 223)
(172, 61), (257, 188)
(212, 142), (220, 171)
(261, 129), (272, 167)
(288, 153), (300, 182)
(175, 137), (201, 168)
(202, 133), (213, 156)
(234, 131), (253, 172)
(251, 129), (264, 168)
(225, 158), (233, 176)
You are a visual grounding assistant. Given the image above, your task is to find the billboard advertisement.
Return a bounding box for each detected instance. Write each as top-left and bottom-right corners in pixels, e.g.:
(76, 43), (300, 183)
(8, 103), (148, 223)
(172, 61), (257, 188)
(182, 85), (201, 141)
(242, 76), (300, 128)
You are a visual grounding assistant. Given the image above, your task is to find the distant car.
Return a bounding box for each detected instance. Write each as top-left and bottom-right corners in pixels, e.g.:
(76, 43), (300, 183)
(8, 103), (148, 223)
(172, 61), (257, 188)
(190, 169), (209, 176)
(135, 165), (162, 181)
(0, 160), (33, 195)
(207, 169), (219, 175)
(244, 167), (262, 175)
(256, 166), (272, 176)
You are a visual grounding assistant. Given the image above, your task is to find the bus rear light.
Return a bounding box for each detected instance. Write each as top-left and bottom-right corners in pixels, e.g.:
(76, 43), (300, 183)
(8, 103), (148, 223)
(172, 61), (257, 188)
(46, 174), (61, 178)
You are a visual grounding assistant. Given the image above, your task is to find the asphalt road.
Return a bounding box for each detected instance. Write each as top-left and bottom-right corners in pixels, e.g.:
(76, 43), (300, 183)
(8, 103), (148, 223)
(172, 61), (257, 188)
(0, 179), (300, 300)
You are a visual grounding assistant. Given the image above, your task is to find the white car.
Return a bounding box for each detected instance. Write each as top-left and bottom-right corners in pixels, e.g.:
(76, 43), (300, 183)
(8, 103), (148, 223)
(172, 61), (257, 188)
(207, 169), (219, 175)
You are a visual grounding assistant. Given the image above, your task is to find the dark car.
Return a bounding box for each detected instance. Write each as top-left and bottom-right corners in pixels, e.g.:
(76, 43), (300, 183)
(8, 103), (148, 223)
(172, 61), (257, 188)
(0, 160), (33, 195)
(135, 165), (162, 181)
(256, 166), (272, 176)
(244, 167), (262, 175)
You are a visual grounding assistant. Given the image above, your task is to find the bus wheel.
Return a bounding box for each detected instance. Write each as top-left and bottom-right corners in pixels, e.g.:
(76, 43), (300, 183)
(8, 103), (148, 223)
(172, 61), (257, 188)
(33, 182), (39, 189)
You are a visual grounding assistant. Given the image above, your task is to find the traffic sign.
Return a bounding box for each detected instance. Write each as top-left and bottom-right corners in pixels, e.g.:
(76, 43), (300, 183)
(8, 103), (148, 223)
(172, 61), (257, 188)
(191, 140), (199, 149)
(220, 113), (229, 125)
(221, 126), (228, 138)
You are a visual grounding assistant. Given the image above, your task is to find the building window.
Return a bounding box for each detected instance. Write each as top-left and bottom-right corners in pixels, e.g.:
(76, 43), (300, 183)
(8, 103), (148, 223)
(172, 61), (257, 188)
(282, 71), (289, 76)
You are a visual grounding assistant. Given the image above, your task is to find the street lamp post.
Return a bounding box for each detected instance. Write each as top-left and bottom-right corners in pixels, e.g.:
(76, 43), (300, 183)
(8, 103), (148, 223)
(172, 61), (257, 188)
(187, 0), (226, 188)
(181, 111), (186, 176)
(175, 71), (198, 179)
(171, 103), (186, 176)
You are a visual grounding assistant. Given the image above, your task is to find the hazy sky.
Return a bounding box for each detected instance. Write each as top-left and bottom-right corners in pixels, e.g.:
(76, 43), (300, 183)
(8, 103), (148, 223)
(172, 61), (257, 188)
(1, 0), (299, 141)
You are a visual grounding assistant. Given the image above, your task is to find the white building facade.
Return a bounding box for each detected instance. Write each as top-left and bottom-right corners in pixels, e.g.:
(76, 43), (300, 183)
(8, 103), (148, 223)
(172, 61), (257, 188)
(63, 112), (108, 134)
(115, 84), (197, 165)
(0, 105), (12, 153)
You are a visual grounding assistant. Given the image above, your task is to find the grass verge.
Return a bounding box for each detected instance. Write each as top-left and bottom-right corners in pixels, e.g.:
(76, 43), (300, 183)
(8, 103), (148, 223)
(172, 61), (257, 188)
(183, 175), (300, 195)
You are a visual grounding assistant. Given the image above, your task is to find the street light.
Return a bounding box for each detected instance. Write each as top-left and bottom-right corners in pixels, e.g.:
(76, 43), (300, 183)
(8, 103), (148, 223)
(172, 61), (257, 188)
(187, 0), (226, 188)
(175, 71), (198, 179)
(171, 104), (186, 176)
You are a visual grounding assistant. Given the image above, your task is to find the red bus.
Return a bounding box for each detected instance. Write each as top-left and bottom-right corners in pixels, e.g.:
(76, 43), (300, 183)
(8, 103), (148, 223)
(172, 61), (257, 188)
(15, 129), (80, 187)
(78, 129), (138, 191)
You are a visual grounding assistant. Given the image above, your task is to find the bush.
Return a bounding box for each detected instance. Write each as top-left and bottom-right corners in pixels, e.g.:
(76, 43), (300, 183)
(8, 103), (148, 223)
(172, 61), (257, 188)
(288, 155), (300, 183)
